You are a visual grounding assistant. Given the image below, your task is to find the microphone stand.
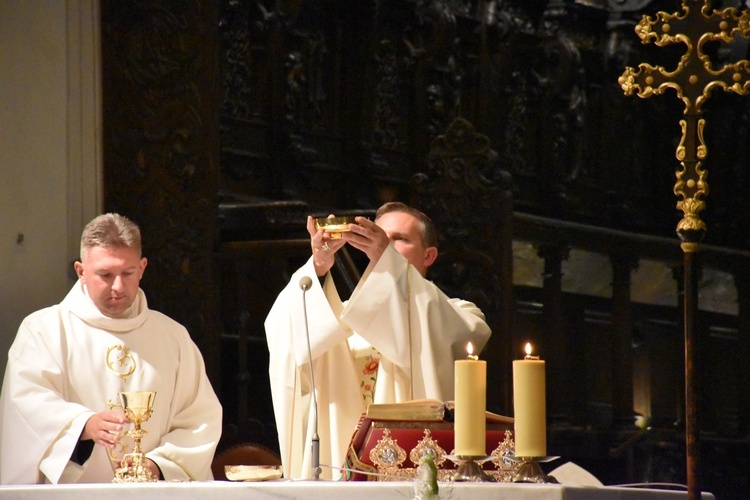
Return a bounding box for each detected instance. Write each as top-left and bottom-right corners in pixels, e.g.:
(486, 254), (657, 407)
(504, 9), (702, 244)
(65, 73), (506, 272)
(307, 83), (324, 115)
(299, 276), (321, 480)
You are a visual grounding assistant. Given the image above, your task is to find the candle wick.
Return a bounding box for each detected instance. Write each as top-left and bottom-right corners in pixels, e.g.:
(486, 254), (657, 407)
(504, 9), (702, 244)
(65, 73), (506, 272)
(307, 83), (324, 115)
(524, 354), (540, 360)
(467, 354), (478, 361)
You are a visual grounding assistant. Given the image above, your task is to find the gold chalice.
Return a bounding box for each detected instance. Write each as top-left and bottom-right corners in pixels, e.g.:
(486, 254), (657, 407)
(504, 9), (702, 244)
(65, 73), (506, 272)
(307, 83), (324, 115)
(109, 390), (157, 483)
(313, 216), (357, 239)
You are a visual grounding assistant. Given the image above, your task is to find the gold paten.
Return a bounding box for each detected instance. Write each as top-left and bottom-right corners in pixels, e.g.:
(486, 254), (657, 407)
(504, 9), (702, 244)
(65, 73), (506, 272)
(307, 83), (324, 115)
(313, 216), (357, 239)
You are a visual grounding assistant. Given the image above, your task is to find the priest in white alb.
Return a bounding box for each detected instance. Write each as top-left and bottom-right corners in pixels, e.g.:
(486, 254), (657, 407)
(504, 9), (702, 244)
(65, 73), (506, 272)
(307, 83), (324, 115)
(265, 202), (491, 480)
(0, 213), (222, 484)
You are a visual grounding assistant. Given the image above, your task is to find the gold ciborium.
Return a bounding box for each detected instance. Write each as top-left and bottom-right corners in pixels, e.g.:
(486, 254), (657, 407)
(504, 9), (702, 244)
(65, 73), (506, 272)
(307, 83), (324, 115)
(110, 391), (157, 483)
(313, 216), (357, 239)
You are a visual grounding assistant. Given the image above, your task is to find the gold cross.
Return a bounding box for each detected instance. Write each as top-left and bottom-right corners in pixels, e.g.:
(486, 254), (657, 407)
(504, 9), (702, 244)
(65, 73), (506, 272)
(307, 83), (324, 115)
(619, 0), (750, 250)
(619, 3), (750, 499)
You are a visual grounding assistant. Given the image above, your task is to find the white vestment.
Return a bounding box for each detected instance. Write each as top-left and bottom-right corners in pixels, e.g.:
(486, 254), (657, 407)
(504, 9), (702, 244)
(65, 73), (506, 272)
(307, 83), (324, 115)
(0, 281), (222, 484)
(265, 245), (491, 480)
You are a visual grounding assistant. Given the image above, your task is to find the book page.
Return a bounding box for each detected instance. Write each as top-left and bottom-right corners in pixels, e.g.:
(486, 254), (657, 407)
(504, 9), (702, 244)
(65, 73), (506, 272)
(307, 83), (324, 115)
(365, 399), (445, 421)
(366, 399), (514, 424)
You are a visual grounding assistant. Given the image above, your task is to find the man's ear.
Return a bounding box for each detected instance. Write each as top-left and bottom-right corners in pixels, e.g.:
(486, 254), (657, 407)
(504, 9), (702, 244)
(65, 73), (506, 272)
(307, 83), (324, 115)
(139, 257), (148, 279)
(424, 247), (438, 268)
(74, 261), (84, 281)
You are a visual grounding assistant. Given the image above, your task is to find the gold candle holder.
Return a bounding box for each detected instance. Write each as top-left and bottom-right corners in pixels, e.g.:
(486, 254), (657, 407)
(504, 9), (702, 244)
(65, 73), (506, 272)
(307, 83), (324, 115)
(109, 391), (157, 483)
(446, 455), (495, 482)
(511, 456), (560, 484)
(313, 216), (357, 239)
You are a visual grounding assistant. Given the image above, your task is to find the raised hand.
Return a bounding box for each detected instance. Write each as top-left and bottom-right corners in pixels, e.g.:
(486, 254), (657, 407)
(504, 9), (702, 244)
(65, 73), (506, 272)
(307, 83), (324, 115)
(308, 215), (346, 277)
(342, 216), (390, 265)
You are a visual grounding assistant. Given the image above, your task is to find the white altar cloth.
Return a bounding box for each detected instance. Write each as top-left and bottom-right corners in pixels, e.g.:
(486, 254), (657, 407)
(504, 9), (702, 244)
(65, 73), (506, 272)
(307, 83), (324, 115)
(0, 481), (714, 499)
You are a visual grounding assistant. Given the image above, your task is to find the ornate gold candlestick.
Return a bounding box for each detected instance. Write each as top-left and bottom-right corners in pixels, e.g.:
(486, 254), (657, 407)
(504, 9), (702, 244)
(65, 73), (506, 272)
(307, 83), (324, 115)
(111, 391), (157, 483)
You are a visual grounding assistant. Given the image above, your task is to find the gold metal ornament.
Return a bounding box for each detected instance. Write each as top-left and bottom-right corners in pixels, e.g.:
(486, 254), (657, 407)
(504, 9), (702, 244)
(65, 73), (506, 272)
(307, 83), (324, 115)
(619, 1), (750, 245)
(313, 216), (357, 239)
(369, 428), (407, 477)
(106, 344), (136, 383)
(409, 429), (447, 469)
(108, 391), (158, 483)
(490, 430), (521, 483)
(619, 2), (750, 497)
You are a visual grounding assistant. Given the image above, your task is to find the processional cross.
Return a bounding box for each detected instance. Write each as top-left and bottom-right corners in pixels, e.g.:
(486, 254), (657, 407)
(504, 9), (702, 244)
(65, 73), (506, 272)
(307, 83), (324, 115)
(618, 1), (750, 498)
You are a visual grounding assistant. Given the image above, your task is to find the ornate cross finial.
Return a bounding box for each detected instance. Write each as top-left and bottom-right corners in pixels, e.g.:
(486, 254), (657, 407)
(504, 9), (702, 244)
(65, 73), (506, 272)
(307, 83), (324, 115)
(619, 0), (750, 251)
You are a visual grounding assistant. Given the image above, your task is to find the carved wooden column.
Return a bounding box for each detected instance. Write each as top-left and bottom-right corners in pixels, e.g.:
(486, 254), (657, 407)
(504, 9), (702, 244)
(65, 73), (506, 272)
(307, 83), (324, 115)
(611, 253), (639, 427)
(537, 243), (570, 423)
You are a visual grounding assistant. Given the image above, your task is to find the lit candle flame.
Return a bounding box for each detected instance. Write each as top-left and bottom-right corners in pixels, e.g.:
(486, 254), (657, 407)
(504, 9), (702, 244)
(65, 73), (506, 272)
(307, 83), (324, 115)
(466, 342), (478, 360)
(523, 342), (539, 360)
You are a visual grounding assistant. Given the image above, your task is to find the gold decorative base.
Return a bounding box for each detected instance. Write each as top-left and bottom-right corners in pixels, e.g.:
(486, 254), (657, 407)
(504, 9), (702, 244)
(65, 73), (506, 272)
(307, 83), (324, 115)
(446, 455), (495, 482)
(512, 456), (559, 484)
(112, 429), (157, 483)
(358, 425), (518, 482)
(113, 449), (157, 483)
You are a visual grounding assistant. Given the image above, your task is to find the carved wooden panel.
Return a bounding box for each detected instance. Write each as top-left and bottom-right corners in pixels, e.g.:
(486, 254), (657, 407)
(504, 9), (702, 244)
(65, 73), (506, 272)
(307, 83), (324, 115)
(412, 117), (515, 413)
(215, 0), (750, 245)
(100, 0), (221, 379)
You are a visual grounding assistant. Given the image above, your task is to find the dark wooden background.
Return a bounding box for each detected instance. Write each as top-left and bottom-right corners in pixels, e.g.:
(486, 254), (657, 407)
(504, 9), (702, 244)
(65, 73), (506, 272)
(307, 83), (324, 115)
(100, 1), (750, 497)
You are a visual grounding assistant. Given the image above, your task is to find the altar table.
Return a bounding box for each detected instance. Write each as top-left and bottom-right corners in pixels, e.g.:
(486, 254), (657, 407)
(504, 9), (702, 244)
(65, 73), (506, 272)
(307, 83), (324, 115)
(0, 481), (715, 499)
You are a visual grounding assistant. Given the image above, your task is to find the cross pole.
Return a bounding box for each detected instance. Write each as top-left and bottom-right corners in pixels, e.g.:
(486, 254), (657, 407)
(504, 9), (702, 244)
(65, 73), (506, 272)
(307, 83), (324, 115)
(619, 1), (750, 498)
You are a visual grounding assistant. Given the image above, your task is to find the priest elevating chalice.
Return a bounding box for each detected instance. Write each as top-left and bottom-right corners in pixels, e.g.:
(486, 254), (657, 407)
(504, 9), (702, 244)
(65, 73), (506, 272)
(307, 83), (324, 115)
(109, 390), (157, 482)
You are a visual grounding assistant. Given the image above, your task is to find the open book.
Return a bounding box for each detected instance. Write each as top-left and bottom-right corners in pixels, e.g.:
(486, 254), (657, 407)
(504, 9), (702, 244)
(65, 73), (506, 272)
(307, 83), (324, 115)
(365, 398), (514, 425)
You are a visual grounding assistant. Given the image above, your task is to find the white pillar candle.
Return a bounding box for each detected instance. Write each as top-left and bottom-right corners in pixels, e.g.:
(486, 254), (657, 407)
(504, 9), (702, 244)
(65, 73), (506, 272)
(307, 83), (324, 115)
(513, 343), (546, 458)
(454, 342), (487, 456)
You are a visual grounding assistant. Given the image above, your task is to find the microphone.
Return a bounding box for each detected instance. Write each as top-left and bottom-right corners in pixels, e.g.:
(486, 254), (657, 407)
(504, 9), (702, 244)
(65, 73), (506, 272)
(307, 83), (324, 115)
(299, 275), (313, 291)
(299, 276), (321, 480)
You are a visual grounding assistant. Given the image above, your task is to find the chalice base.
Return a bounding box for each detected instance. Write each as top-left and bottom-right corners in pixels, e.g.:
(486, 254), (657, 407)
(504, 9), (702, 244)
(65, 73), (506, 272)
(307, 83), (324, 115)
(113, 453), (157, 483)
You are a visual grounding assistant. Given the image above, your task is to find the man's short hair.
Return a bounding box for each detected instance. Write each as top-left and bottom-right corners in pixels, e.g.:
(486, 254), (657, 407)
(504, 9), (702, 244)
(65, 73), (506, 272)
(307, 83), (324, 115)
(375, 202), (438, 248)
(80, 213), (142, 259)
